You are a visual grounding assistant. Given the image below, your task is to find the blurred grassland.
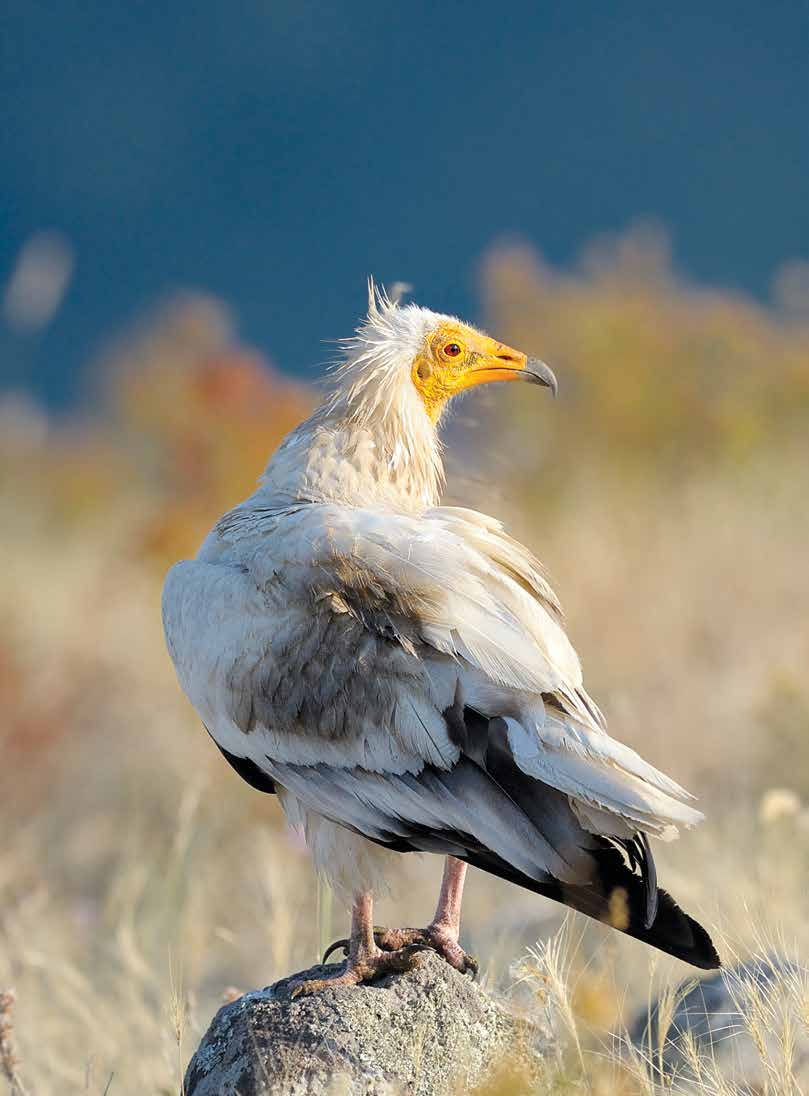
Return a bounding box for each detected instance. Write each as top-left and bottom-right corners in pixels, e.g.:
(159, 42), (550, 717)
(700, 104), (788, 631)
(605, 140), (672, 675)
(1, 227), (808, 1094)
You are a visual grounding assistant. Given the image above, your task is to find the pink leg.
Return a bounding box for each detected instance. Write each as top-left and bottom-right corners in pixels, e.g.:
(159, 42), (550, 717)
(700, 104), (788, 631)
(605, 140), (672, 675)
(347, 891), (376, 959)
(374, 857), (478, 975)
(431, 855), (467, 936)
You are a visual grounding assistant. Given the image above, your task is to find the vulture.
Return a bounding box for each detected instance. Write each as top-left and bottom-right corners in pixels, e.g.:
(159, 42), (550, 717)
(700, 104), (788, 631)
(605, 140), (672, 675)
(162, 284), (719, 994)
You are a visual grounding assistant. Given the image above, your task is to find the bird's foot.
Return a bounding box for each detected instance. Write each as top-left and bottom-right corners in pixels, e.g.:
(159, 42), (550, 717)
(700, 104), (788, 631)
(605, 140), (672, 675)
(291, 943), (428, 998)
(322, 923), (478, 977)
(377, 924), (478, 976)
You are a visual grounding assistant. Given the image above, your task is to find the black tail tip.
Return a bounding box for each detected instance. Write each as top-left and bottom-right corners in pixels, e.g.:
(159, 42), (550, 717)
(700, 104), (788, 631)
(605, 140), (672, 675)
(687, 918), (721, 970)
(681, 916), (721, 970)
(652, 889), (721, 970)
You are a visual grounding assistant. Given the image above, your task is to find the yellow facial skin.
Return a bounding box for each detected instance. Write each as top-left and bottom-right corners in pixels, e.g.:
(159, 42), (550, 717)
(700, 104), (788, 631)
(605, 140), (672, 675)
(411, 322), (557, 422)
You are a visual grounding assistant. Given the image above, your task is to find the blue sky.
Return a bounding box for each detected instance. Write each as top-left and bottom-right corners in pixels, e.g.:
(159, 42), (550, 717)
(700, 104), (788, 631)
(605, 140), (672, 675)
(2, 0), (807, 405)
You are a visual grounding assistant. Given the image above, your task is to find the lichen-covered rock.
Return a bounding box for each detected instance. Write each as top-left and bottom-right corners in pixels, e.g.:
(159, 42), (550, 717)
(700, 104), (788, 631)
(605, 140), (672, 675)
(185, 952), (545, 1096)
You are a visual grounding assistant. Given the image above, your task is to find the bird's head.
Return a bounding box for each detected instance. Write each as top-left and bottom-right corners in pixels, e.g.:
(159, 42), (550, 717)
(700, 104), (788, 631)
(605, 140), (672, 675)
(410, 317), (557, 423)
(328, 281), (557, 427)
(265, 283), (557, 507)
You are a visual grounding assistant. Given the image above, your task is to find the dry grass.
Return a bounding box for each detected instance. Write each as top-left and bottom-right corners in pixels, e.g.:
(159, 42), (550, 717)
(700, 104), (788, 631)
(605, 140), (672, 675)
(0, 990), (29, 1096)
(2, 234), (808, 1092)
(503, 922), (809, 1095)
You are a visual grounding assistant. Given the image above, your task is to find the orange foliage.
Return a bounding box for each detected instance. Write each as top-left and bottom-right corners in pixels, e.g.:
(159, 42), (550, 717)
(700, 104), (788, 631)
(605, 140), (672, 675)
(104, 294), (314, 566)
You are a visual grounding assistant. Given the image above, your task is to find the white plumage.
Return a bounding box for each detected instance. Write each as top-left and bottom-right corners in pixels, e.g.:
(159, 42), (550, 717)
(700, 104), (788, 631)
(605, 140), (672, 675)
(162, 284), (718, 985)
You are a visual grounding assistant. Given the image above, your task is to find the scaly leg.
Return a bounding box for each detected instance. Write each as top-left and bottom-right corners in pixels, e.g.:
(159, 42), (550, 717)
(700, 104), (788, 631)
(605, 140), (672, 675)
(293, 891), (427, 997)
(322, 857), (478, 978)
(376, 857), (477, 974)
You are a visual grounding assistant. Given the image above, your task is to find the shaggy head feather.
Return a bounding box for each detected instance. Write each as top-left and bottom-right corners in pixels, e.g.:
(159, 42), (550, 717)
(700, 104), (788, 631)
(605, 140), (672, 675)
(261, 280), (555, 508)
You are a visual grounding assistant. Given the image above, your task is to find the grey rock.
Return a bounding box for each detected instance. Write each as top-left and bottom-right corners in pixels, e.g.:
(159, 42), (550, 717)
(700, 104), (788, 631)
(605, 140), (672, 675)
(185, 952), (545, 1096)
(630, 954), (809, 1088)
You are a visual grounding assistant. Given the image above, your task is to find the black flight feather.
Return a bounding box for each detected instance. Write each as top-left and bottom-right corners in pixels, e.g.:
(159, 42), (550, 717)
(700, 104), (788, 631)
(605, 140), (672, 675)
(217, 744), (277, 794)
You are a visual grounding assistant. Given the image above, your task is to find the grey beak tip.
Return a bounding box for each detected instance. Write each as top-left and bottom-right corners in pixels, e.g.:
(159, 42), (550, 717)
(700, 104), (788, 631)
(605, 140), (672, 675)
(526, 357), (559, 398)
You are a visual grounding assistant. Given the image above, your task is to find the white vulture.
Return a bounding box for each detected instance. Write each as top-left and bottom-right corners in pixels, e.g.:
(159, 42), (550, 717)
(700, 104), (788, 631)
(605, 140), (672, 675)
(162, 284), (719, 995)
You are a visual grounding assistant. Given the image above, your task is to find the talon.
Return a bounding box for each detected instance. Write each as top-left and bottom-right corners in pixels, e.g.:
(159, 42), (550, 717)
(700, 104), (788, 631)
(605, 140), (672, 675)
(291, 979), (319, 999)
(321, 938), (350, 964)
(377, 938), (425, 973)
(373, 927), (423, 951)
(290, 942), (428, 996)
(463, 953), (479, 978)
(399, 942), (432, 961)
(372, 927), (402, 951)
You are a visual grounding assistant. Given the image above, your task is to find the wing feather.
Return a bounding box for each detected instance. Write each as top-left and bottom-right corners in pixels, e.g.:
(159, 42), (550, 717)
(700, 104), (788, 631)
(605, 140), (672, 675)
(163, 500), (701, 836)
(163, 499), (718, 967)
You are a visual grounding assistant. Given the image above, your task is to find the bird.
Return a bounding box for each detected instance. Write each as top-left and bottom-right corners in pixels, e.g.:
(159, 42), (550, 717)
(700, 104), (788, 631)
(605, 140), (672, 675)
(162, 282), (719, 995)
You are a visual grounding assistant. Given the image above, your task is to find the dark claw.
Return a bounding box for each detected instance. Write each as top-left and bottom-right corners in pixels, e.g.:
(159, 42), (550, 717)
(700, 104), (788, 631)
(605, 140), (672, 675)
(321, 938), (350, 964)
(463, 953), (480, 979)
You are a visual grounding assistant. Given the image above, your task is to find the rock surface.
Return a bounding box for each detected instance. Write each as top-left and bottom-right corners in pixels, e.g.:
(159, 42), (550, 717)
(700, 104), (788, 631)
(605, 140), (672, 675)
(185, 951), (543, 1095)
(631, 954), (809, 1087)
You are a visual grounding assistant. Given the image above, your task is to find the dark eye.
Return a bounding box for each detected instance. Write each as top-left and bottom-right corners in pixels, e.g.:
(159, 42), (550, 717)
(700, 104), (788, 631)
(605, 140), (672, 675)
(444, 343), (462, 357)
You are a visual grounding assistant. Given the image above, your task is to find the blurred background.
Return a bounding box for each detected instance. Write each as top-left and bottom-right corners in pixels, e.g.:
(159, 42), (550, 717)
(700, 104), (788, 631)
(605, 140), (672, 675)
(1, 2), (808, 1092)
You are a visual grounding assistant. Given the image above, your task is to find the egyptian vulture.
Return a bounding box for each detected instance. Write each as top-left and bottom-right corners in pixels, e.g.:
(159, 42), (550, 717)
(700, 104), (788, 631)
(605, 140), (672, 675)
(162, 284), (719, 994)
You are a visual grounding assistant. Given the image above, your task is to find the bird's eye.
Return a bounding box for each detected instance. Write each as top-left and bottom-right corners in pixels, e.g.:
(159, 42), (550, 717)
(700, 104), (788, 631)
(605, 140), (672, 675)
(444, 343), (462, 357)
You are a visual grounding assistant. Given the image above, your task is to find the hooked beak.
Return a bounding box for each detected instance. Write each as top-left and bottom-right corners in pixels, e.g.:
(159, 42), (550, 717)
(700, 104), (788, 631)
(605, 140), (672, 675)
(460, 340), (558, 398)
(524, 357), (558, 397)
